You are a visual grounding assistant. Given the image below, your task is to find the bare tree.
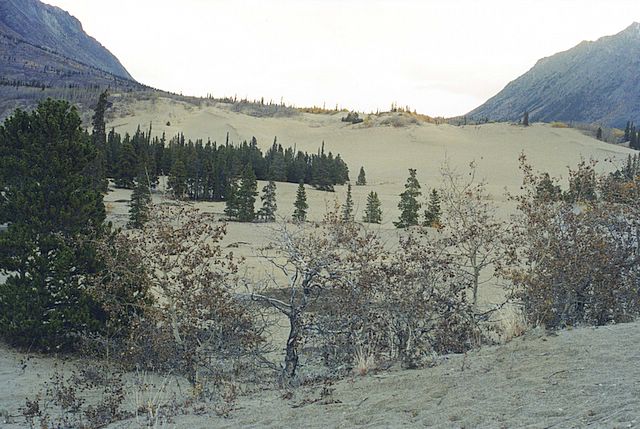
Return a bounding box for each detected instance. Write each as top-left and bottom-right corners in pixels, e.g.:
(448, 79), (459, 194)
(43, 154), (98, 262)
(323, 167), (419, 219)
(128, 203), (267, 388)
(438, 162), (515, 307)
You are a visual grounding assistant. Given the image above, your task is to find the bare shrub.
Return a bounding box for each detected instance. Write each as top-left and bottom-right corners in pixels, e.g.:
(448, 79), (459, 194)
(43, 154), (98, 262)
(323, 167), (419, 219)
(252, 207), (484, 379)
(123, 203), (267, 392)
(437, 162), (516, 307)
(509, 156), (640, 329)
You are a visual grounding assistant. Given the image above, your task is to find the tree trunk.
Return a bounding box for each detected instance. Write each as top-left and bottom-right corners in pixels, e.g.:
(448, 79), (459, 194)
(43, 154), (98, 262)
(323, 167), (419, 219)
(283, 312), (302, 380)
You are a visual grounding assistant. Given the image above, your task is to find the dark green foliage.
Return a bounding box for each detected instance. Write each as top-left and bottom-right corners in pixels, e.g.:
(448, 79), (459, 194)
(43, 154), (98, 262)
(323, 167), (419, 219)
(103, 130), (349, 200)
(91, 90), (109, 193)
(0, 99), (108, 351)
(522, 111), (529, 126)
(257, 180), (277, 222)
(356, 166), (367, 186)
(168, 158), (187, 199)
(293, 182), (308, 222)
(596, 127), (603, 140)
(224, 179), (239, 220)
(114, 137), (137, 189)
(394, 168), (422, 228)
(236, 165), (258, 222)
(342, 183), (354, 221)
(423, 189), (441, 227)
(363, 191), (382, 224)
(128, 171), (152, 229)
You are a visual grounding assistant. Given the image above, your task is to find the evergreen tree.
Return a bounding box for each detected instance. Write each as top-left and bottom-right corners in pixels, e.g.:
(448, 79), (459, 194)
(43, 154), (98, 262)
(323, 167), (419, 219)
(128, 170), (152, 229)
(293, 181), (308, 222)
(91, 90), (109, 193)
(625, 121), (631, 142)
(224, 179), (239, 220)
(394, 168), (422, 228)
(363, 191), (382, 224)
(342, 183), (354, 221)
(423, 189), (442, 227)
(168, 158), (187, 199)
(114, 137), (137, 189)
(0, 99), (107, 351)
(236, 165), (258, 222)
(356, 166), (367, 186)
(523, 111), (529, 127)
(596, 127), (603, 141)
(258, 180), (277, 222)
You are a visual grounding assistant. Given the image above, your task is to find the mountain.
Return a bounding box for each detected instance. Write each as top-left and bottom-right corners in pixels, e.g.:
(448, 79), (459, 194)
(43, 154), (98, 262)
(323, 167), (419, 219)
(0, 0), (147, 121)
(468, 23), (640, 128)
(0, 0), (132, 79)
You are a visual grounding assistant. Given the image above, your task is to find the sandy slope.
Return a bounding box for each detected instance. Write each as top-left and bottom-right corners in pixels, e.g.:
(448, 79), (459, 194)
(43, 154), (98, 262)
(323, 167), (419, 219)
(2, 100), (638, 427)
(2, 321), (638, 428)
(108, 97), (634, 224)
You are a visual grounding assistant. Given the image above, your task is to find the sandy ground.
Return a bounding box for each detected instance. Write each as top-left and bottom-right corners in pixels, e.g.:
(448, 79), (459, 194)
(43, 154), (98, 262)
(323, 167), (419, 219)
(107, 96), (634, 223)
(2, 321), (638, 428)
(2, 100), (639, 427)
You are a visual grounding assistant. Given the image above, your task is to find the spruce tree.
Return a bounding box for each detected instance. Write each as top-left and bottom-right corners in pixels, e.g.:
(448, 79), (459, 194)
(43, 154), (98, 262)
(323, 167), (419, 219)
(168, 158), (187, 199)
(356, 166), (367, 186)
(342, 183), (354, 221)
(114, 138), (137, 189)
(128, 171), (152, 228)
(91, 90), (109, 193)
(363, 191), (382, 224)
(523, 111), (529, 127)
(293, 181), (308, 222)
(0, 99), (107, 350)
(258, 180), (277, 221)
(236, 165), (258, 222)
(394, 168), (422, 228)
(424, 189), (442, 227)
(224, 179), (239, 220)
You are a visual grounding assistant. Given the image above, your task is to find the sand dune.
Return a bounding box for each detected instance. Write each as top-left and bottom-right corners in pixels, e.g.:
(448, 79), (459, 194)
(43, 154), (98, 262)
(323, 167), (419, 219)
(1, 98), (637, 428)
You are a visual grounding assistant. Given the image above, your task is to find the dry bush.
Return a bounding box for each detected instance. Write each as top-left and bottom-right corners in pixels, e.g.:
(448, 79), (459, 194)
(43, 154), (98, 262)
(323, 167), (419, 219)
(508, 156), (640, 329)
(252, 207), (484, 379)
(123, 203), (268, 391)
(550, 121), (569, 128)
(438, 162), (516, 307)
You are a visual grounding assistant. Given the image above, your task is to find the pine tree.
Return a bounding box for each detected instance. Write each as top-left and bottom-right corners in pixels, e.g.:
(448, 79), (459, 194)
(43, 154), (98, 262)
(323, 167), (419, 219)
(114, 138), (137, 189)
(363, 191), (382, 224)
(342, 183), (354, 221)
(0, 99), (107, 350)
(625, 121), (631, 142)
(168, 158), (187, 199)
(128, 170), (152, 228)
(258, 180), (277, 222)
(224, 179), (239, 219)
(293, 181), (308, 222)
(423, 189), (442, 227)
(596, 127), (603, 141)
(356, 166), (367, 186)
(394, 168), (422, 228)
(91, 90), (109, 193)
(236, 165), (258, 222)
(522, 111), (529, 127)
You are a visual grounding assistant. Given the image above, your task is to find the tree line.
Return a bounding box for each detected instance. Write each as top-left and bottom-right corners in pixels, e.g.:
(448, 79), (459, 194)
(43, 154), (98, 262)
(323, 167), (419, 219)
(105, 126), (350, 200)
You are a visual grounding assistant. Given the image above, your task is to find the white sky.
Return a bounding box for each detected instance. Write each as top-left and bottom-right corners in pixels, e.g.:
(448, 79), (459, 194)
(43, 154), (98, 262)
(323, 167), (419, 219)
(43, 0), (640, 117)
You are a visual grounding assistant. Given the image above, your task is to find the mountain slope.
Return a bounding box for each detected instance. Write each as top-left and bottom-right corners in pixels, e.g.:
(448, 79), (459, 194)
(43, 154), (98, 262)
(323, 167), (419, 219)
(468, 23), (640, 128)
(0, 0), (148, 121)
(0, 0), (132, 79)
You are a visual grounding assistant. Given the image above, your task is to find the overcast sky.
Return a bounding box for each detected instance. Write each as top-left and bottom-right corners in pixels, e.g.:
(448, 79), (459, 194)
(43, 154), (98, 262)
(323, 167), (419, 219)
(43, 0), (640, 117)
